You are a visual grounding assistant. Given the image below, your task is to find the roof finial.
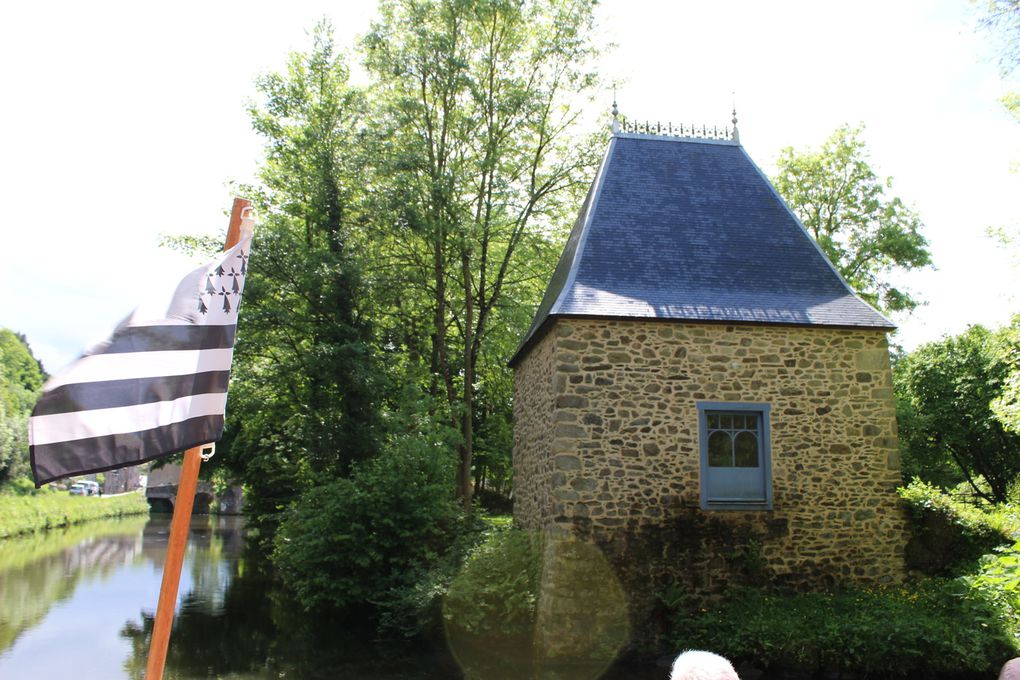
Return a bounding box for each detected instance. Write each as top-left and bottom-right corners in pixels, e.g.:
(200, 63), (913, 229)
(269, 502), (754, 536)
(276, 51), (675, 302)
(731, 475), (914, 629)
(611, 90), (620, 134)
(731, 92), (740, 143)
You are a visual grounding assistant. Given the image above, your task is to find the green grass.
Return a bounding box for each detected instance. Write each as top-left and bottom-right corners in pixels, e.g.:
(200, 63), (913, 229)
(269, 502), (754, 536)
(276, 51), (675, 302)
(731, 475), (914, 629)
(481, 514), (513, 528)
(0, 489), (149, 539)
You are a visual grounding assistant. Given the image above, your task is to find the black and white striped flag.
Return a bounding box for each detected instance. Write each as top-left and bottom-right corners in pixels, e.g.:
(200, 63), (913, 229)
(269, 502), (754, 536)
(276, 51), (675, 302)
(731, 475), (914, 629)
(29, 229), (254, 485)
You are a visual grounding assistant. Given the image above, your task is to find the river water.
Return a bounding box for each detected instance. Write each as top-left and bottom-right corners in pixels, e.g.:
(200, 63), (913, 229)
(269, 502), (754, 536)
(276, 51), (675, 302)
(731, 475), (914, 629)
(0, 515), (665, 680)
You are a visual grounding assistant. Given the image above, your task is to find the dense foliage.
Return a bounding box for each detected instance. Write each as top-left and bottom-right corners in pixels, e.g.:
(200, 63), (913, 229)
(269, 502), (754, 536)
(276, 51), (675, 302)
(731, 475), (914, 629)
(992, 316), (1020, 435)
(965, 540), (1020, 642)
(362, 0), (601, 503)
(0, 328), (46, 485)
(271, 421), (474, 633)
(210, 27), (385, 537)
(658, 481), (1020, 677)
(670, 583), (1016, 677)
(772, 125), (931, 314)
(899, 478), (1018, 574)
(211, 0), (602, 536)
(443, 526), (543, 638)
(174, 0), (604, 627)
(895, 322), (1020, 502)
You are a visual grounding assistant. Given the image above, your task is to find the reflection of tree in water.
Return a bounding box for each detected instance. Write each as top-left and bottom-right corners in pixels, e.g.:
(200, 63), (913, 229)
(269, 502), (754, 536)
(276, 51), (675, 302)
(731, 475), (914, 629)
(121, 517), (461, 680)
(0, 517), (146, 654)
(118, 517), (662, 680)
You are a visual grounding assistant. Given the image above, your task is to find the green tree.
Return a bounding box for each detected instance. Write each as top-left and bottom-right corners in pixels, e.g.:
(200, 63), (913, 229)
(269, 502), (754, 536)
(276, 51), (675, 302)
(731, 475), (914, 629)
(0, 329), (45, 484)
(896, 324), (1020, 502)
(991, 316), (1020, 435)
(214, 23), (384, 532)
(773, 125), (932, 314)
(0, 329), (45, 413)
(363, 0), (601, 504)
(272, 415), (469, 633)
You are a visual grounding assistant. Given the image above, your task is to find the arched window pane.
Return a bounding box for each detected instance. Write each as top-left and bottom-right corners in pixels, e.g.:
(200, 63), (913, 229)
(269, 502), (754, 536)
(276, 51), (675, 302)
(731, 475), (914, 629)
(734, 431), (759, 467)
(708, 431), (733, 467)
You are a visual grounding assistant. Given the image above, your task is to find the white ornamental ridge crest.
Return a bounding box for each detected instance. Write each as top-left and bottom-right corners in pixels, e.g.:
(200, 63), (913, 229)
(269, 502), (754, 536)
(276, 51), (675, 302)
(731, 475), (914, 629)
(198, 247), (249, 316)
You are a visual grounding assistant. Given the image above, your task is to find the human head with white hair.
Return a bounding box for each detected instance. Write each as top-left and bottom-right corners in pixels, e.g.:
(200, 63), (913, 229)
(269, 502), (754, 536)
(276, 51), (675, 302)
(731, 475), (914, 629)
(669, 650), (739, 680)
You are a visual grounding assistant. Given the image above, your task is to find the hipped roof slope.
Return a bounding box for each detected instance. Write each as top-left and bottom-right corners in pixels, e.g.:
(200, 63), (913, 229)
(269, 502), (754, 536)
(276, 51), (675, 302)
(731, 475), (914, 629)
(509, 133), (893, 367)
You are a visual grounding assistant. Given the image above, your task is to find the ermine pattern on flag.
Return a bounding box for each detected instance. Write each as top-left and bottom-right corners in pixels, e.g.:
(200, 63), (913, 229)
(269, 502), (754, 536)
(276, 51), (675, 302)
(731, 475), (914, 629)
(29, 233), (253, 485)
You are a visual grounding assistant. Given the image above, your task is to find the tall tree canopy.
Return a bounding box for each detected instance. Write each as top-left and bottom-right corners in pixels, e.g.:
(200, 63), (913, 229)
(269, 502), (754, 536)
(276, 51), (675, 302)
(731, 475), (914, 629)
(205, 1), (606, 622)
(215, 23), (384, 531)
(772, 125), (932, 314)
(203, 0), (601, 539)
(362, 0), (601, 503)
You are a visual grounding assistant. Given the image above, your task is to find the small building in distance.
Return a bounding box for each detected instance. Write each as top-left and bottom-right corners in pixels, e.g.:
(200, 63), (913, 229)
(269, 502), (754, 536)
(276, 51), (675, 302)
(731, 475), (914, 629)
(510, 113), (908, 633)
(102, 464), (141, 495)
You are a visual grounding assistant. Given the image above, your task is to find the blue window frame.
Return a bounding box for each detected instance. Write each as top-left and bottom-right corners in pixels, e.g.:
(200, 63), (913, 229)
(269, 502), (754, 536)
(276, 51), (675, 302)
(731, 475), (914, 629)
(697, 402), (773, 510)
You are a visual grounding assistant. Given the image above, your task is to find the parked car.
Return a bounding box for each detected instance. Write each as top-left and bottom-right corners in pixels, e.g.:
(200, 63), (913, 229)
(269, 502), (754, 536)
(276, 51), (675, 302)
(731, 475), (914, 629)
(68, 480), (100, 496)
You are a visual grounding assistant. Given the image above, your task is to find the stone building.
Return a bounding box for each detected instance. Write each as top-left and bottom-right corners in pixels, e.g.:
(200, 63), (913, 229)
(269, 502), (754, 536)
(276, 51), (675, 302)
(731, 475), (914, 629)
(101, 464), (141, 494)
(510, 117), (908, 632)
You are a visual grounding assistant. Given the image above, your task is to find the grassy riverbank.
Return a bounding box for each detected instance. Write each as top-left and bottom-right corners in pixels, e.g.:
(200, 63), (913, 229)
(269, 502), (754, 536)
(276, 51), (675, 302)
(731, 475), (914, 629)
(0, 489), (149, 539)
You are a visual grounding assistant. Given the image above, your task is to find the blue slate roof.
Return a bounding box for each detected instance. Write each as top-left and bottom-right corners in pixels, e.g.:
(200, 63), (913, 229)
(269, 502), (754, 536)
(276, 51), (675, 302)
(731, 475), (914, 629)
(509, 133), (893, 367)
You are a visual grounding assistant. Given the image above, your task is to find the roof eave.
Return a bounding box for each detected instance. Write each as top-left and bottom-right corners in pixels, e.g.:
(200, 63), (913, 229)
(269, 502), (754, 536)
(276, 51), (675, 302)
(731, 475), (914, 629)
(507, 138), (618, 365)
(508, 313), (895, 369)
(735, 145), (897, 329)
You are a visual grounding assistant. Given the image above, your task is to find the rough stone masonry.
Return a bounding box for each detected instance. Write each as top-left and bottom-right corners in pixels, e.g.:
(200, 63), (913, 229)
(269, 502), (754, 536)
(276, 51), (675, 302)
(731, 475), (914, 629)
(513, 318), (909, 642)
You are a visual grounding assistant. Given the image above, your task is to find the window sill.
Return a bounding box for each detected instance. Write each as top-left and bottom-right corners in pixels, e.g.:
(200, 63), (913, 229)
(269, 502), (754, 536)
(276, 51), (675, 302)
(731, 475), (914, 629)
(702, 500), (772, 511)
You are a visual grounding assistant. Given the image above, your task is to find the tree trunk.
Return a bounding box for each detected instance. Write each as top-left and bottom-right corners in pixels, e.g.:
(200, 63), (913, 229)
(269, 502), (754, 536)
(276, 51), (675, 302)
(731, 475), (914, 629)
(458, 246), (474, 507)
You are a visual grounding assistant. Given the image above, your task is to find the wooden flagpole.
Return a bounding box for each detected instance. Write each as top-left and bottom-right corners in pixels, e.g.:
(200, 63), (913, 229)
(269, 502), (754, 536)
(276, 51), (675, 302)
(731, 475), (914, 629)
(145, 197), (251, 680)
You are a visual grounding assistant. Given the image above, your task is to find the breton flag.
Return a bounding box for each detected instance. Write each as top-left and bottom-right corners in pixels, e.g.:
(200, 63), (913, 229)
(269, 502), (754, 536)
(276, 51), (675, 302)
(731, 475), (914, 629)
(29, 219), (254, 486)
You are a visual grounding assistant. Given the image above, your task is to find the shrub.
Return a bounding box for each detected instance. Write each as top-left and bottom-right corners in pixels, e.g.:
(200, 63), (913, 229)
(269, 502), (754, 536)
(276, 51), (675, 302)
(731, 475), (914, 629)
(899, 478), (1017, 575)
(671, 583), (1017, 677)
(3, 476), (41, 496)
(963, 541), (1020, 644)
(443, 527), (543, 638)
(272, 429), (471, 632)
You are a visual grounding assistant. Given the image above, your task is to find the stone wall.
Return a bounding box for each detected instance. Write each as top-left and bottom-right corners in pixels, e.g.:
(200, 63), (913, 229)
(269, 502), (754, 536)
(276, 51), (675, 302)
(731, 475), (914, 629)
(512, 318), (908, 610)
(513, 326), (556, 531)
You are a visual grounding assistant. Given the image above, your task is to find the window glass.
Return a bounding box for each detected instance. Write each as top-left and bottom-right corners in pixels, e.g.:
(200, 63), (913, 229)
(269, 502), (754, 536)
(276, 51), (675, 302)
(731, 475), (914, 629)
(734, 431), (759, 467)
(708, 431), (733, 467)
(700, 404), (772, 509)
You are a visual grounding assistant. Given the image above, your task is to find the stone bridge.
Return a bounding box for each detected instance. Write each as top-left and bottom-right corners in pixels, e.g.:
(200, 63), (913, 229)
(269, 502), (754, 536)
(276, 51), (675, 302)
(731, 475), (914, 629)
(145, 480), (215, 514)
(144, 463), (244, 514)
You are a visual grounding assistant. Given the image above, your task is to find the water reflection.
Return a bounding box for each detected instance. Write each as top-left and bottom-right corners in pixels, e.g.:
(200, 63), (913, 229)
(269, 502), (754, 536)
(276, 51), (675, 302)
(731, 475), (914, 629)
(123, 516), (470, 679)
(0, 517), (147, 656)
(0, 515), (662, 680)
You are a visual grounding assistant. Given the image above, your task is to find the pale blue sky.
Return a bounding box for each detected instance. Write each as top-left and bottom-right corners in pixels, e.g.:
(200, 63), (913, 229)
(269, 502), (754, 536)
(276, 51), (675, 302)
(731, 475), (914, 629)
(1, 0), (1017, 372)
